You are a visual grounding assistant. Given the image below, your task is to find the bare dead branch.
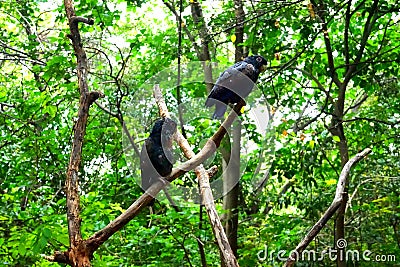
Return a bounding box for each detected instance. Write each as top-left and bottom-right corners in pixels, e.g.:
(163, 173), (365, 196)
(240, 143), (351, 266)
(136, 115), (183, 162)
(82, 86), (243, 265)
(61, 0), (98, 265)
(153, 84), (240, 266)
(284, 148), (371, 267)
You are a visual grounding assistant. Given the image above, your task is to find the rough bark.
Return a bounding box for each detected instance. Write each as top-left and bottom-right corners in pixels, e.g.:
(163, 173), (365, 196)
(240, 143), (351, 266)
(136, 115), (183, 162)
(62, 0), (100, 266)
(233, 0), (245, 61)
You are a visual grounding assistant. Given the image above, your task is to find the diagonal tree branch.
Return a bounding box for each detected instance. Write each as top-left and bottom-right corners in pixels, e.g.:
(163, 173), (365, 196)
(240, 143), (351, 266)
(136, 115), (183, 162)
(284, 148), (371, 267)
(153, 84), (239, 266)
(343, 0), (379, 85)
(343, 117), (400, 126)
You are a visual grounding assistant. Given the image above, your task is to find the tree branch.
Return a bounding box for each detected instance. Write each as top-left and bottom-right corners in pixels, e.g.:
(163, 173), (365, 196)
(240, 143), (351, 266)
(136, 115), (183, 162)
(344, 92), (368, 114)
(310, 0), (342, 88)
(343, 117), (400, 126)
(343, 0), (379, 85)
(61, 1), (100, 266)
(344, 0), (351, 73)
(284, 148), (371, 267)
(162, 0), (201, 56)
(81, 85), (243, 266)
(69, 16), (94, 26)
(153, 84), (240, 266)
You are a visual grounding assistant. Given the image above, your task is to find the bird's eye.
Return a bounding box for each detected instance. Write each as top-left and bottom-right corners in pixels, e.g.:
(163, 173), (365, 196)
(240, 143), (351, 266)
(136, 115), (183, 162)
(256, 57), (262, 62)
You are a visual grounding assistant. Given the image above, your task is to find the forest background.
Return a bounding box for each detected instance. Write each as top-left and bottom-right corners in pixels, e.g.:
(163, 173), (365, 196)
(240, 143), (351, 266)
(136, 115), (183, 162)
(0, 0), (399, 266)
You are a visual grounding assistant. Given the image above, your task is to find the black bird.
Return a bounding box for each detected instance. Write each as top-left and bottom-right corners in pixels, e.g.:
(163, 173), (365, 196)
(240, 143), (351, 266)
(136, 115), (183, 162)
(140, 117), (177, 205)
(205, 55), (268, 119)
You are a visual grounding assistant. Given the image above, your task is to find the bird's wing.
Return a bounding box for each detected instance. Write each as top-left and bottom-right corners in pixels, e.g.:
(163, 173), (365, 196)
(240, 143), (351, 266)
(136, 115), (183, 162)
(140, 141), (154, 190)
(239, 63), (257, 82)
(146, 139), (173, 176)
(216, 61), (248, 83)
(206, 62), (246, 103)
(215, 61), (257, 89)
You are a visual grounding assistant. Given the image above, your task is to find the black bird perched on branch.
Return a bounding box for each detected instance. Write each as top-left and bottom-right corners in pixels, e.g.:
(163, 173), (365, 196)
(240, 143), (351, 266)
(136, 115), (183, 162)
(205, 55), (268, 119)
(140, 117), (177, 206)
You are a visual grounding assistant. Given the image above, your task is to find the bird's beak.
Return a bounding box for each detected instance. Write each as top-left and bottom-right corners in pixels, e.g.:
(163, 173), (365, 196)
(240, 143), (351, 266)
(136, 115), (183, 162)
(260, 65), (267, 73)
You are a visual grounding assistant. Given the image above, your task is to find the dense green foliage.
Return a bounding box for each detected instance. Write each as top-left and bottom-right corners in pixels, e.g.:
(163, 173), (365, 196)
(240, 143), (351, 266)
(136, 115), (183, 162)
(0, 0), (399, 266)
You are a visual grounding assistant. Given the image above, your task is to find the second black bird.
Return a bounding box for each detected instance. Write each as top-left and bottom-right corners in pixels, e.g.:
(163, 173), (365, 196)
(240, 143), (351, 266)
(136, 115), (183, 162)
(205, 55), (268, 119)
(140, 117), (177, 204)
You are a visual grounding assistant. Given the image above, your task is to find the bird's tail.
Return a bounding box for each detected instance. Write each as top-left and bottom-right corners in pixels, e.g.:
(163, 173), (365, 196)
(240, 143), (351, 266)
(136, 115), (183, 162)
(212, 102), (227, 119)
(205, 97), (214, 107)
(206, 98), (227, 119)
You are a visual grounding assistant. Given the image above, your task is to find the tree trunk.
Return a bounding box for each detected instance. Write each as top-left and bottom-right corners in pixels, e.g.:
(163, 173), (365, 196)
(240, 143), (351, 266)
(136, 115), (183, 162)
(334, 121), (349, 267)
(221, 0), (245, 261)
(234, 0), (245, 61)
(222, 120), (241, 261)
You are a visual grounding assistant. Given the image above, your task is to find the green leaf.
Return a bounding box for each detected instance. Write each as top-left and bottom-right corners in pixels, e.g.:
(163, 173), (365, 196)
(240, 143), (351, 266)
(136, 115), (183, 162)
(43, 105), (57, 118)
(42, 227), (52, 238)
(309, 140), (315, 149)
(0, 88), (7, 101)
